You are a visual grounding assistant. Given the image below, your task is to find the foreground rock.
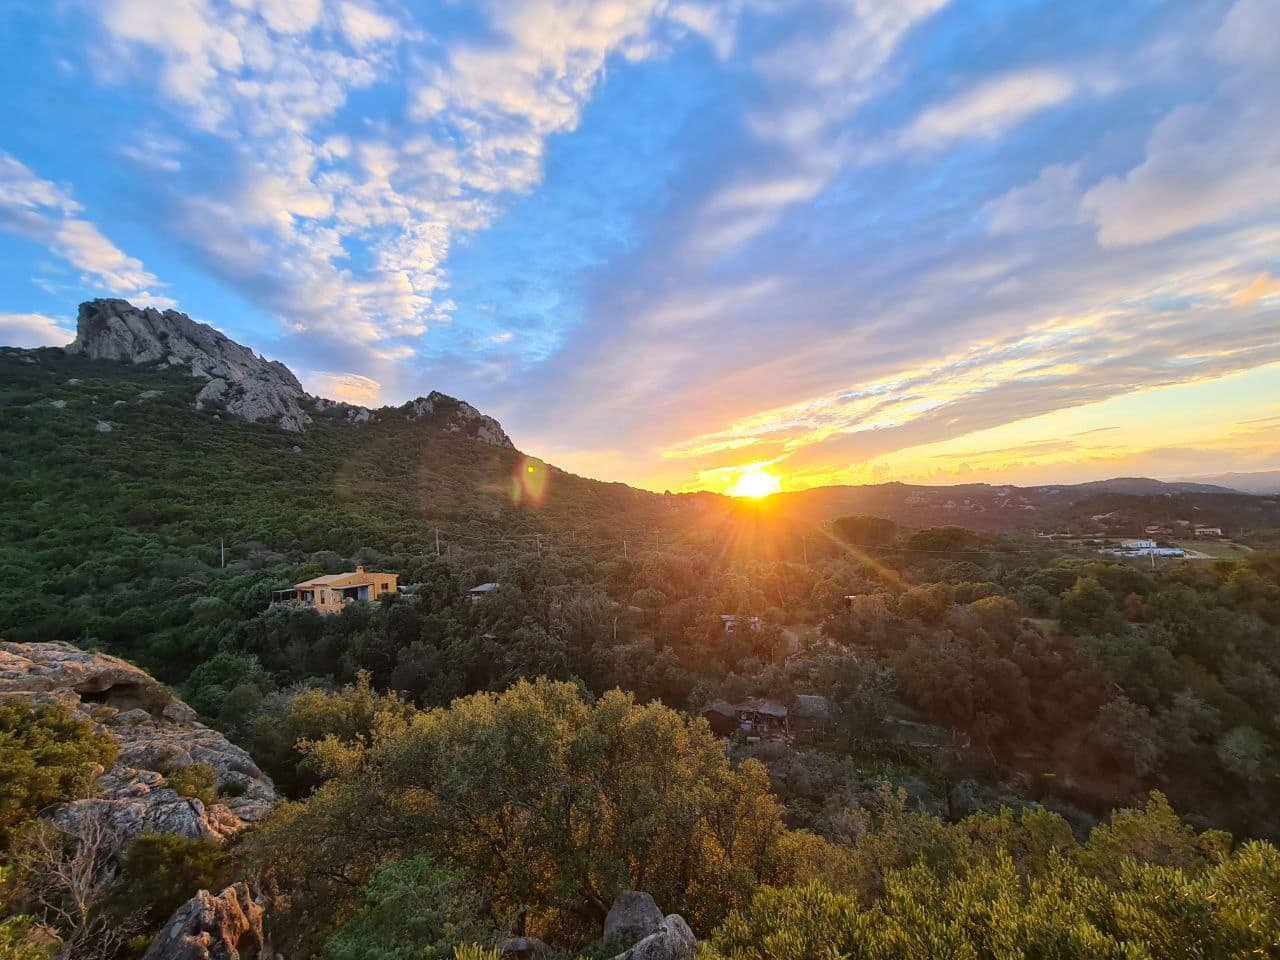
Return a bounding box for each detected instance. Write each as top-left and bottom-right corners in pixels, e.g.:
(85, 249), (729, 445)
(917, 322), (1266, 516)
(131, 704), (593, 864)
(601, 891), (694, 960)
(141, 882), (269, 960)
(67, 299), (313, 431)
(604, 891), (664, 947)
(0, 641), (277, 842)
(610, 915), (695, 960)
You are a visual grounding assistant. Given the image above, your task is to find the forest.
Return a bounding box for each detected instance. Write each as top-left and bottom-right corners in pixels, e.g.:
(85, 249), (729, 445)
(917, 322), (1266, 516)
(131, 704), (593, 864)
(2, 348), (1280, 958)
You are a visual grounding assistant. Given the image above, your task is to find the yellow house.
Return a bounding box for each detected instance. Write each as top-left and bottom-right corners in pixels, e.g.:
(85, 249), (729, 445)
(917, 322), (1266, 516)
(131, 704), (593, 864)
(278, 566), (399, 614)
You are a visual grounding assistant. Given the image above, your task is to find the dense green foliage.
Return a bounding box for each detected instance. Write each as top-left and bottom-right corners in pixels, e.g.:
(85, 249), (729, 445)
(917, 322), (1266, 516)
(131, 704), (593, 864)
(321, 856), (495, 960)
(0, 702), (116, 847)
(5, 348), (1280, 957)
(249, 679), (823, 953)
(107, 834), (233, 932)
(699, 792), (1279, 960)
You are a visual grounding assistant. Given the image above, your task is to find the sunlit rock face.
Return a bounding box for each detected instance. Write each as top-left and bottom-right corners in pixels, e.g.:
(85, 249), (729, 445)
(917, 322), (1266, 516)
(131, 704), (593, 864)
(65, 297), (516, 447)
(141, 882), (270, 960)
(66, 298), (312, 431)
(401, 390), (514, 448)
(0, 641), (277, 843)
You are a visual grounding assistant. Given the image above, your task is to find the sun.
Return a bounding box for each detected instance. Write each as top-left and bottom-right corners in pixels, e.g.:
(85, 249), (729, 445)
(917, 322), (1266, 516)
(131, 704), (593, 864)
(728, 465), (782, 499)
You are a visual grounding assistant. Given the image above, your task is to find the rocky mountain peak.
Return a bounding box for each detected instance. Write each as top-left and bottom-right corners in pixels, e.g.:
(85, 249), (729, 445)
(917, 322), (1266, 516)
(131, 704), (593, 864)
(62, 298), (514, 446)
(400, 389), (514, 448)
(66, 298), (312, 431)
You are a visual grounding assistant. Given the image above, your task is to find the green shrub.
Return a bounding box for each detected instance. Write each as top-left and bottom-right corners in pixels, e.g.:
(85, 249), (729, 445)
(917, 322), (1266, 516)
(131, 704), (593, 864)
(108, 833), (233, 929)
(0, 700), (117, 850)
(163, 764), (218, 808)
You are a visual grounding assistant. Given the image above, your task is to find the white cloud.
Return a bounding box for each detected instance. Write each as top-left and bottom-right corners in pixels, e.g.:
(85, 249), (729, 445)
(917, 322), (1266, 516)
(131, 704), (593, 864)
(339, 1), (397, 47)
(1082, 0), (1280, 247)
(985, 163), (1085, 234)
(87, 0), (744, 345)
(899, 68), (1077, 151)
(690, 0), (948, 255)
(304, 370), (382, 404)
(0, 312), (75, 348)
(0, 151), (164, 297)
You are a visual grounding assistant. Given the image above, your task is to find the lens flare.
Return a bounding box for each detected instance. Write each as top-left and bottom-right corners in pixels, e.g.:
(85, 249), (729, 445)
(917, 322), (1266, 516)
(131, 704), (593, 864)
(727, 464), (781, 499)
(509, 455), (551, 506)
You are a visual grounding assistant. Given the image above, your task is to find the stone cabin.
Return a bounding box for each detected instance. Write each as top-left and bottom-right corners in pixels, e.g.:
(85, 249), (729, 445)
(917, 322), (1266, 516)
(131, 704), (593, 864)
(275, 565), (398, 614)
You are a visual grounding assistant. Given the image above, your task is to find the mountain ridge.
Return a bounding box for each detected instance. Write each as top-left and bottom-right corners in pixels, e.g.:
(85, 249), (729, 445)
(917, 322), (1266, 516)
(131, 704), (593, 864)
(64, 298), (513, 447)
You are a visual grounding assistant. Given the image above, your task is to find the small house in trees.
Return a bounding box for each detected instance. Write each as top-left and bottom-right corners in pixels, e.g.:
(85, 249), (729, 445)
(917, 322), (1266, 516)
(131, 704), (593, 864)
(468, 582), (500, 602)
(274, 565), (398, 614)
(700, 698), (789, 738)
(719, 614), (760, 635)
(700, 701), (739, 735)
(736, 698), (788, 736)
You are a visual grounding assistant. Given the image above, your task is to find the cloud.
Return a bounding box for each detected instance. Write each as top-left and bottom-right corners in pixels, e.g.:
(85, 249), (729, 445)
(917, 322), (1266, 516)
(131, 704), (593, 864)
(86, 0), (744, 349)
(1082, 0), (1280, 247)
(0, 151), (164, 297)
(985, 163), (1084, 234)
(339, 1), (397, 47)
(689, 0), (947, 254)
(0, 312), (76, 348)
(1231, 273), (1280, 306)
(899, 68), (1077, 151)
(303, 370), (383, 405)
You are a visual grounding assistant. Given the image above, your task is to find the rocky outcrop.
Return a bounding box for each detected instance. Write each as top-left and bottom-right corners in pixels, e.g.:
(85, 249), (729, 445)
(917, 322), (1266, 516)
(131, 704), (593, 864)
(0, 642), (277, 843)
(402, 391), (514, 447)
(610, 915), (695, 960)
(141, 882), (269, 960)
(66, 299), (312, 431)
(602, 891), (694, 960)
(498, 936), (551, 959)
(604, 891), (664, 948)
(64, 298), (515, 446)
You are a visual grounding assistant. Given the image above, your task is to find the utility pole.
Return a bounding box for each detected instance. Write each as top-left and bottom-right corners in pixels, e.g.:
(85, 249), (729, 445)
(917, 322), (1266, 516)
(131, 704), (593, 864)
(802, 536), (808, 565)
(623, 539), (628, 559)
(220, 537), (225, 569)
(435, 528), (441, 557)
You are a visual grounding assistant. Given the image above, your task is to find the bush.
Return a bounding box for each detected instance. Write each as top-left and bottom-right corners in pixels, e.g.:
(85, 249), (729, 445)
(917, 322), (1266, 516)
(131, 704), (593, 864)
(0, 700), (117, 850)
(163, 764), (218, 808)
(108, 833), (233, 929)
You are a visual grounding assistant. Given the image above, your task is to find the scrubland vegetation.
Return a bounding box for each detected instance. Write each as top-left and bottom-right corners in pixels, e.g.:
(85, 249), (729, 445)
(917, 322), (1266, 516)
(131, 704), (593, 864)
(3, 348), (1280, 957)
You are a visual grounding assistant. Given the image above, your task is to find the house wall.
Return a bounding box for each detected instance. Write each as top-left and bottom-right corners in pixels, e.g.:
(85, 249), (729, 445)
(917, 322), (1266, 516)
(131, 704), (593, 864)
(300, 572), (399, 614)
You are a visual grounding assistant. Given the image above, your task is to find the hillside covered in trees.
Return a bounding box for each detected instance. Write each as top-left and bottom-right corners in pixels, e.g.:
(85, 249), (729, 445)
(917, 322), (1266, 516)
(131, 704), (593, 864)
(2, 343), (1280, 958)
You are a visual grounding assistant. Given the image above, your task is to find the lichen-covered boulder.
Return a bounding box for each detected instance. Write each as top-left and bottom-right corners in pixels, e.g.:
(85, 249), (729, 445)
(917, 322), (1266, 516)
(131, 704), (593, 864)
(604, 891), (664, 948)
(609, 915), (695, 960)
(0, 642), (277, 841)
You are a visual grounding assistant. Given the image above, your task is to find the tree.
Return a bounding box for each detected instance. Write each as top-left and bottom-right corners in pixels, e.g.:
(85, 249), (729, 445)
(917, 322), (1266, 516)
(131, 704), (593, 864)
(107, 833), (232, 931)
(1058, 576), (1124, 635)
(322, 856), (497, 960)
(8, 810), (139, 960)
(250, 680), (817, 949)
(1215, 726), (1272, 783)
(0, 702), (117, 850)
(1091, 697), (1162, 778)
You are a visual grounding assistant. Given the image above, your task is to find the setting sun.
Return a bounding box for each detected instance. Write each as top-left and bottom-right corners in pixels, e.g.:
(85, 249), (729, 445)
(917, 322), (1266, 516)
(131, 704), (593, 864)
(727, 465), (781, 498)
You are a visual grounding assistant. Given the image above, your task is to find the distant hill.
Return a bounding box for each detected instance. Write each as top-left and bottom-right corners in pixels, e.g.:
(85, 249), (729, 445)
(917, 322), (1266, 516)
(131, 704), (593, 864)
(1179, 470), (1280, 496)
(768, 478), (1279, 536)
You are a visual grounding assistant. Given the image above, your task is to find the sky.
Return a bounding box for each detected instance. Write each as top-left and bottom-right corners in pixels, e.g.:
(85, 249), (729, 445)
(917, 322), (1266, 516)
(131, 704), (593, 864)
(1, 0), (1278, 495)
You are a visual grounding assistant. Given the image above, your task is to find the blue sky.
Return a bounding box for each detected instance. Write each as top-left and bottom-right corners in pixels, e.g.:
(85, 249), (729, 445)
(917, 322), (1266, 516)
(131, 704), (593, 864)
(1, 0), (1278, 492)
